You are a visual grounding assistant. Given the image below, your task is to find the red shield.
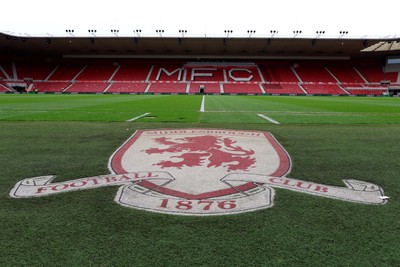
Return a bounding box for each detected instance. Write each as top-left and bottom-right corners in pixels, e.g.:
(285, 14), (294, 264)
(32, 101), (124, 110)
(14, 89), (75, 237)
(109, 129), (291, 200)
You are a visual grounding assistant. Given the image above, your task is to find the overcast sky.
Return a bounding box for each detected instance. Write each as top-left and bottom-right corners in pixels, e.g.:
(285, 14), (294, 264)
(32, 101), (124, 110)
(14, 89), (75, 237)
(1, 0), (399, 39)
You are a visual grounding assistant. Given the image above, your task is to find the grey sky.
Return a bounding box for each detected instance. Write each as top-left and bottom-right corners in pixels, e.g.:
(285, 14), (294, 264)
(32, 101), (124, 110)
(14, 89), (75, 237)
(1, 0), (399, 39)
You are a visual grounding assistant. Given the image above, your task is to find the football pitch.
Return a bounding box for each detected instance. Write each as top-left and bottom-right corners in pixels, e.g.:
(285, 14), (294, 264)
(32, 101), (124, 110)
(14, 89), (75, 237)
(1, 94), (399, 266)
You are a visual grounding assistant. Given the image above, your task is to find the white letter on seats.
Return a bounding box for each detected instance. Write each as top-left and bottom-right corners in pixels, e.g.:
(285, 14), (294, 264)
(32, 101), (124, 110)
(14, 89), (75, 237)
(229, 68), (253, 82)
(156, 68), (183, 81)
(191, 68), (217, 81)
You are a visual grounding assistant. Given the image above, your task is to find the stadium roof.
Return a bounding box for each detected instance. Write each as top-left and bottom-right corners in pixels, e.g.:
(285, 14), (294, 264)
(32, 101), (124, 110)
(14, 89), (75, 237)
(1, 32), (399, 60)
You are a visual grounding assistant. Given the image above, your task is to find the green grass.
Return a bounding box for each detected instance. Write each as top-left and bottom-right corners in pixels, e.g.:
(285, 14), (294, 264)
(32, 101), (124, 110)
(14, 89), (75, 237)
(203, 95), (400, 124)
(1, 94), (399, 123)
(0, 94), (201, 122)
(1, 94), (400, 266)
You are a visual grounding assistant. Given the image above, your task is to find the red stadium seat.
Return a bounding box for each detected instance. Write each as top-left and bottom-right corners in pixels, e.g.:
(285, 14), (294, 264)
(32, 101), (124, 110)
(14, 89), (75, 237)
(293, 63), (337, 83)
(1, 59), (397, 96)
(259, 64), (299, 83)
(32, 82), (71, 93)
(302, 83), (348, 95)
(327, 65), (365, 83)
(0, 62), (14, 80)
(147, 82), (187, 93)
(355, 64), (397, 83)
(48, 64), (86, 81)
(14, 62), (56, 80)
(262, 83), (305, 95)
(223, 83), (263, 94)
(112, 63), (152, 81)
(106, 82), (149, 93)
(65, 81), (109, 93)
(75, 64), (118, 81)
(188, 82), (221, 94)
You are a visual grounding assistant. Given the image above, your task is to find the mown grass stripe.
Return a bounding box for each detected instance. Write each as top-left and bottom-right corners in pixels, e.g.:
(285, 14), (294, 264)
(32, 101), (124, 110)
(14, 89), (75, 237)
(126, 112), (150, 122)
(257, 113), (281, 124)
(200, 95), (205, 112)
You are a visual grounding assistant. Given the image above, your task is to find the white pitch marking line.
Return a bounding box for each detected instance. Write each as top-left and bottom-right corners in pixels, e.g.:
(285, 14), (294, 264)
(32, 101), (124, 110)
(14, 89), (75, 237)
(126, 112), (151, 122)
(257, 114), (281, 124)
(200, 95), (205, 112)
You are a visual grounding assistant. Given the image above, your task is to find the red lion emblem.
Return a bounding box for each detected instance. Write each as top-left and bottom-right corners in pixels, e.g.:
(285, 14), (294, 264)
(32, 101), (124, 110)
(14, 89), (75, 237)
(144, 135), (256, 171)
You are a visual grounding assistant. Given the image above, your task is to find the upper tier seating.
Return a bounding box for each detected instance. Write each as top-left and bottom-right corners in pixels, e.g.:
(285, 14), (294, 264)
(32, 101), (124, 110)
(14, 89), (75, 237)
(0, 62), (14, 80)
(148, 64), (186, 82)
(327, 65), (365, 83)
(15, 62), (56, 80)
(48, 64), (86, 80)
(293, 63), (336, 83)
(185, 63), (262, 82)
(223, 67), (262, 82)
(0, 71), (6, 80)
(185, 67), (225, 82)
(260, 64), (299, 82)
(112, 64), (152, 81)
(355, 65), (398, 83)
(75, 64), (117, 81)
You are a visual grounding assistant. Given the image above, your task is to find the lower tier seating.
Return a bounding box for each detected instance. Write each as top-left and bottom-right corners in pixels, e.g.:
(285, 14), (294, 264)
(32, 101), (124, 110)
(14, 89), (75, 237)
(346, 89), (387, 95)
(147, 82), (187, 93)
(223, 83), (263, 94)
(106, 82), (148, 93)
(302, 84), (347, 95)
(262, 83), (305, 95)
(32, 82), (71, 92)
(65, 82), (109, 93)
(188, 82), (221, 94)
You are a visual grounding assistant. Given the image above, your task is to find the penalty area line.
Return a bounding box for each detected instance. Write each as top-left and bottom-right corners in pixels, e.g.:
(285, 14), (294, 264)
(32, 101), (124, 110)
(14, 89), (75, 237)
(126, 112), (151, 122)
(257, 114), (281, 124)
(200, 95), (205, 112)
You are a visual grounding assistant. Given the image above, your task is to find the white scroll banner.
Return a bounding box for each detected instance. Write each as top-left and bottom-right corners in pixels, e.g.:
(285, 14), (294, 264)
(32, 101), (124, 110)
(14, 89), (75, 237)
(10, 172), (174, 198)
(221, 174), (388, 205)
(10, 172), (388, 216)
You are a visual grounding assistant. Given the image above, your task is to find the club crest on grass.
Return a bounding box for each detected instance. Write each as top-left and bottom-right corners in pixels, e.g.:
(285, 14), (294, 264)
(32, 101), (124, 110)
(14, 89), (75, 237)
(10, 129), (388, 216)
